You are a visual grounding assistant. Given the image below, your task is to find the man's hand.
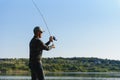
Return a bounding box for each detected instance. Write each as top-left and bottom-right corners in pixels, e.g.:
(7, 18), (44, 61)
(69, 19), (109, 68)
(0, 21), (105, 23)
(49, 36), (55, 48)
(49, 36), (54, 42)
(52, 44), (55, 48)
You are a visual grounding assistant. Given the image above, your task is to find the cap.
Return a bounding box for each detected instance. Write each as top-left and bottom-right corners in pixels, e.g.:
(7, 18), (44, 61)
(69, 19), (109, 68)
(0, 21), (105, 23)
(33, 26), (45, 33)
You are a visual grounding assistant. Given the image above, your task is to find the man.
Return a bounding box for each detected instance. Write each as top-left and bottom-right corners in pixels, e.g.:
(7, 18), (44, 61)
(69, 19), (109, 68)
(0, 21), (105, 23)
(29, 26), (55, 80)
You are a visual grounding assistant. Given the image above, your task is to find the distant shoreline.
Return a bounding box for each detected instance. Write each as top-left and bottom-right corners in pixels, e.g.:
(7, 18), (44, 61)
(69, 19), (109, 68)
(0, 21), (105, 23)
(0, 57), (120, 75)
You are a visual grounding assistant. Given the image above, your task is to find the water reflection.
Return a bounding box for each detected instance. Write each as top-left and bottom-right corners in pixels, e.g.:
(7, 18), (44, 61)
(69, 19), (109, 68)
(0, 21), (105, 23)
(46, 72), (120, 78)
(0, 72), (120, 80)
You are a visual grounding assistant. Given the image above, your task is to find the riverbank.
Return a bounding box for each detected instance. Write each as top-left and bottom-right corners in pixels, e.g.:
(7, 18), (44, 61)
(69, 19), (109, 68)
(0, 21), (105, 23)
(0, 57), (120, 75)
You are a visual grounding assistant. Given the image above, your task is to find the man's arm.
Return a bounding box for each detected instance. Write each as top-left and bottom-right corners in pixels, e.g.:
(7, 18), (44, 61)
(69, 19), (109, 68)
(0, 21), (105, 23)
(45, 41), (50, 46)
(38, 40), (53, 51)
(38, 36), (55, 50)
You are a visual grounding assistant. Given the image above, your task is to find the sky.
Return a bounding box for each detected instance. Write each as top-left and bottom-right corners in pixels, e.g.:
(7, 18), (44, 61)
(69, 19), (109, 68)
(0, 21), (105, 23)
(0, 0), (120, 60)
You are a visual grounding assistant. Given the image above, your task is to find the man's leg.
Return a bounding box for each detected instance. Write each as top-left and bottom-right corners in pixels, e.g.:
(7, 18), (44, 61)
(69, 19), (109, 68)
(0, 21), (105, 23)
(29, 63), (37, 80)
(36, 62), (45, 80)
(31, 70), (37, 80)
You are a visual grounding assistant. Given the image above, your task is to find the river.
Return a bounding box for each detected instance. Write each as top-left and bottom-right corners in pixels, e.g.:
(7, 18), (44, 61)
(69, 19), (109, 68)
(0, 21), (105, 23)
(0, 72), (120, 80)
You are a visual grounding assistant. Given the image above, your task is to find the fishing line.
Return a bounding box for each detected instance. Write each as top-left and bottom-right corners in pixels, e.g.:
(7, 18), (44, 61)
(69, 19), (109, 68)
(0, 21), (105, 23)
(32, 0), (57, 41)
(32, 0), (51, 36)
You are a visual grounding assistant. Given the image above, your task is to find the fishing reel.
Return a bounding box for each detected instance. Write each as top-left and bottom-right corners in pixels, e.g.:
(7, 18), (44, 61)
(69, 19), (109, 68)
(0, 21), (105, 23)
(53, 36), (57, 41)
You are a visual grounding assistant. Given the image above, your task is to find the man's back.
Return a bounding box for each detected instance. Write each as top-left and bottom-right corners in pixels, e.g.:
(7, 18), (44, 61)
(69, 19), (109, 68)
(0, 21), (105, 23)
(29, 36), (43, 62)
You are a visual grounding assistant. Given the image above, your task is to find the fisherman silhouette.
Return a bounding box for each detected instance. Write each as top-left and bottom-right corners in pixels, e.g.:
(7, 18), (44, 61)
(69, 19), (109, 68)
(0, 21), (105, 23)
(29, 26), (55, 80)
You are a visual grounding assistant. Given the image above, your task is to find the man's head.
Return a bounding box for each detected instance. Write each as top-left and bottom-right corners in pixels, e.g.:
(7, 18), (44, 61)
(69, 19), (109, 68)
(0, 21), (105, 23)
(33, 26), (44, 38)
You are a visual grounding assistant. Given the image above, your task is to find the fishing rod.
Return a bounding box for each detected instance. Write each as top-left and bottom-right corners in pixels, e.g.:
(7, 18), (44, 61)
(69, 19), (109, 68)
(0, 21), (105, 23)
(32, 0), (57, 41)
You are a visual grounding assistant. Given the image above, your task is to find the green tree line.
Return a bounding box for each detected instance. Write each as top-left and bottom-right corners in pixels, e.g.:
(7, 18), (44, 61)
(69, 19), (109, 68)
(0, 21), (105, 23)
(0, 57), (120, 74)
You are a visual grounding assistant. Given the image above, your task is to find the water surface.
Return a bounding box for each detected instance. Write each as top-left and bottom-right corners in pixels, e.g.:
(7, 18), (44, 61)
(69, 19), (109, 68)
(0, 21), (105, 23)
(0, 72), (120, 80)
